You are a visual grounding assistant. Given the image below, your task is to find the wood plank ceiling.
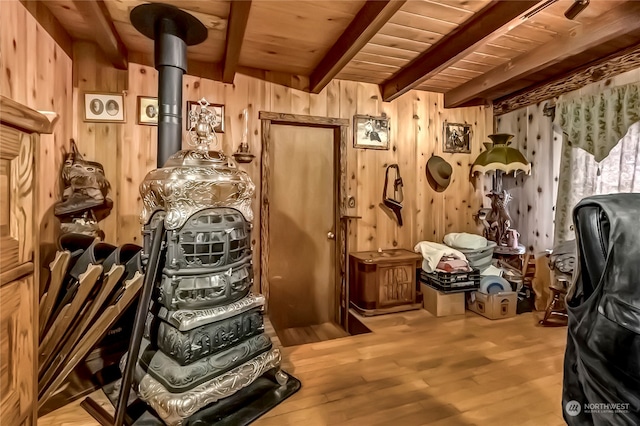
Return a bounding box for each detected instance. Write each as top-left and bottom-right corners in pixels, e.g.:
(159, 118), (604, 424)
(40, 0), (640, 110)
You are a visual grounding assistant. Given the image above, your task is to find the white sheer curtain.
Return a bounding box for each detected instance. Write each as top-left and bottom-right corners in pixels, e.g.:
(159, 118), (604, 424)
(573, 121), (640, 195)
(557, 121), (640, 239)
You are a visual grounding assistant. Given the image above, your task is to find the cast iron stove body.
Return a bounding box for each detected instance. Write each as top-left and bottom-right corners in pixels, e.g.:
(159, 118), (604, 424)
(134, 100), (288, 426)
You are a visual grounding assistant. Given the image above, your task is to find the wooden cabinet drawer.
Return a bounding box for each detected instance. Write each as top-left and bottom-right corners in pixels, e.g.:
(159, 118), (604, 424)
(0, 126), (35, 272)
(378, 264), (415, 306)
(0, 273), (36, 426)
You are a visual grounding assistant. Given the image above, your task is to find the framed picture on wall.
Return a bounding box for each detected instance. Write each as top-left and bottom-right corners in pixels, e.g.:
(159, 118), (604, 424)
(353, 114), (389, 150)
(84, 92), (125, 123)
(443, 121), (472, 153)
(137, 96), (158, 125)
(186, 101), (224, 133)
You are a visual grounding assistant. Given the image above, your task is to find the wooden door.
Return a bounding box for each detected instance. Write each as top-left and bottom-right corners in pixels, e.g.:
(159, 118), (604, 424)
(267, 124), (336, 330)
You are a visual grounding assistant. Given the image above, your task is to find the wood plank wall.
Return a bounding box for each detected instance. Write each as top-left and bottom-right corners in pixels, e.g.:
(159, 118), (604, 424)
(72, 42), (128, 242)
(0, 0), (73, 276)
(495, 67), (640, 254)
(2, 0), (492, 292)
(495, 104), (561, 254)
(72, 48), (491, 294)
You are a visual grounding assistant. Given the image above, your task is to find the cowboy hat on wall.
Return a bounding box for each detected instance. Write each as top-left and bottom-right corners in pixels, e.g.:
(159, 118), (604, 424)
(426, 156), (452, 192)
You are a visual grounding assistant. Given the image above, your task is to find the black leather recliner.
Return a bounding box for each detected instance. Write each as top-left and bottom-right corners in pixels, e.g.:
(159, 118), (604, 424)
(563, 193), (640, 425)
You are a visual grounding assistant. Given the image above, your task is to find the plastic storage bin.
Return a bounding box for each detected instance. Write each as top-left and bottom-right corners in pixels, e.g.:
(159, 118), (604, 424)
(420, 268), (480, 293)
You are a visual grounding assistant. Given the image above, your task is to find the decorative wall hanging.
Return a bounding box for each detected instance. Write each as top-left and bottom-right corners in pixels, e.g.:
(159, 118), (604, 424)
(353, 114), (389, 150)
(187, 100), (224, 132)
(381, 164), (403, 226)
(443, 121), (471, 153)
(83, 92), (125, 123)
(137, 96), (158, 125)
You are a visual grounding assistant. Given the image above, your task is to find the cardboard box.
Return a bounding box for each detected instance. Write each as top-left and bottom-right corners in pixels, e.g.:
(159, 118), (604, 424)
(467, 291), (517, 320)
(421, 283), (465, 317)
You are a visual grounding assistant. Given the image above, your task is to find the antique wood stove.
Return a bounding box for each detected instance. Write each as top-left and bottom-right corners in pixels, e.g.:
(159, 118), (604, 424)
(131, 98), (293, 425)
(83, 4), (299, 425)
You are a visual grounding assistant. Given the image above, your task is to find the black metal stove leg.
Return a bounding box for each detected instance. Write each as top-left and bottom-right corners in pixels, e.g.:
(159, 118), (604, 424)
(80, 222), (166, 426)
(114, 221), (166, 426)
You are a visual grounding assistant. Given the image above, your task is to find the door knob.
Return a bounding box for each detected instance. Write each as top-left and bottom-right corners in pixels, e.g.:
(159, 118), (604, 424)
(327, 232), (335, 240)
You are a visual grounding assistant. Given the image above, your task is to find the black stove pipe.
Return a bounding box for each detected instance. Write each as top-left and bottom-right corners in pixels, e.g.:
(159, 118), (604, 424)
(130, 3), (208, 167)
(154, 18), (187, 167)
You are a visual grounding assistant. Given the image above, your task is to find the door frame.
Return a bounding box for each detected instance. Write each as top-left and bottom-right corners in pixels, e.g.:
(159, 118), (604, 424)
(259, 111), (349, 327)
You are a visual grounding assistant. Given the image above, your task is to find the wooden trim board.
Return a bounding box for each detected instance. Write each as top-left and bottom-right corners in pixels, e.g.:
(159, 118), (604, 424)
(259, 112), (348, 327)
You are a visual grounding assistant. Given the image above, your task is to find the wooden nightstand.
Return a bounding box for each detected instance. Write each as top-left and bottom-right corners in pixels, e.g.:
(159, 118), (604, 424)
(349, 249), (423, 316)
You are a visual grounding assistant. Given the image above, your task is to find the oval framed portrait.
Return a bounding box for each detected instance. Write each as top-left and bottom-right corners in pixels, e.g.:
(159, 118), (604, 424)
(89, 99), (104, 115)
(106, 100), (119, 116)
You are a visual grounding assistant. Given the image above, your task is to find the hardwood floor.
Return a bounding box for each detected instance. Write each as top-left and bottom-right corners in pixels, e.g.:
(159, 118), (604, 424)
(275, 321), (351, 347)
(38, 309), (568, 426)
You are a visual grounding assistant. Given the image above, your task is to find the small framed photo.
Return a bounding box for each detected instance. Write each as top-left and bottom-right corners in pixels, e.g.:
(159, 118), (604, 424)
(443, 122), (472, 153)
(137, 96), (158, 125)
(186, 101), (224, 133)
(353, 114), (389, 150)
(84, 92), (125, 122)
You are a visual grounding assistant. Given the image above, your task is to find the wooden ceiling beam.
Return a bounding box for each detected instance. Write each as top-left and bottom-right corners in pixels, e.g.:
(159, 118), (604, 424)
(493, 44), (640, 116)
(73, 0), (127, 69)
(380, 0), (539, 102)
(445, 1), (640, 108)
(309, 0), (406, 94)
(222, 0), (252, 84)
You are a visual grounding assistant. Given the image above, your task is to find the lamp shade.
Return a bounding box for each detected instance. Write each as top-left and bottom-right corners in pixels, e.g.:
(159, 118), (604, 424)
(471, 134), (531, 175)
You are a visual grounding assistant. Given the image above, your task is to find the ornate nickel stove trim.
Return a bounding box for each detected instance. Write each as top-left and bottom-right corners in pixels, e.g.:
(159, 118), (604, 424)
(140, 167), (254, 229)
(155, 308), (264, 365)
(138, 334), (272, 392)
(135, 348), (282, 426)
(156, 293), (265, 331)
(140, 100), (255, 229)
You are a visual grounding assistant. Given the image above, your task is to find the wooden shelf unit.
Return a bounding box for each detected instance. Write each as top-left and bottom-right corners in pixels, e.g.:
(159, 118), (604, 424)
(0, 96), (57, 426)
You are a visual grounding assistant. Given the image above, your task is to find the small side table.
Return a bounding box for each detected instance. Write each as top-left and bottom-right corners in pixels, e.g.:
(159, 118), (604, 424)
(349, 249), (423, 316)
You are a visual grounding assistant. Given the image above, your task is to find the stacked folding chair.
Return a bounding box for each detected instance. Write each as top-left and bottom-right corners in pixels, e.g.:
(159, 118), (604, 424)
(37, 234), (143, 409)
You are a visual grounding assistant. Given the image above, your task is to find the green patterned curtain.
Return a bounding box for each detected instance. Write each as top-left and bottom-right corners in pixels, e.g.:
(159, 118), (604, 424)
(554, 82), (640, 243)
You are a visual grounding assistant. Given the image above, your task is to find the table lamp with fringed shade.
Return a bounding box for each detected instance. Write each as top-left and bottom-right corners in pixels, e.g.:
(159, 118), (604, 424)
(472, 133), (531, 192)
(471, 133), (531, 253)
